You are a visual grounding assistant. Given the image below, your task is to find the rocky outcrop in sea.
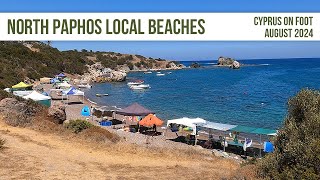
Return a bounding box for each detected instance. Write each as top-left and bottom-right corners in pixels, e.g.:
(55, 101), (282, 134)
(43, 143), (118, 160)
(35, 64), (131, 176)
(217, 56), (240, 69)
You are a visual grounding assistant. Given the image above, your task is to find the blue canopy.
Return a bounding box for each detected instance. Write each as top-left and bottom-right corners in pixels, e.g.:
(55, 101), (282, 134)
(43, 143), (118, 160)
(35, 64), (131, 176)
(57, 73), (66, 77)
(50, 78), (60, 84)
(42, 92), (49, 96)
(81, 106), (91, 116)
(64, 87), (77, 95)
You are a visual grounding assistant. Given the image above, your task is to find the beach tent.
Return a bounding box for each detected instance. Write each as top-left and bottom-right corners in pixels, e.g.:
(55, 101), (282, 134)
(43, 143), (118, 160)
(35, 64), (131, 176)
(57, 73), (66, 78)
(166, 117), (206, 135)
(117, 103), (155, 116)
(3, 88), (11, 92)
(139, 114), (163, 127)
(40, 77), (52, 84)
(81, 106), (91, 116)
(62, 87), (85, 103)
(50, 78), (60, 84)
(23, 91), (52, 107)
(13, 90), (33, 97)
(64, 77), (71, 82)
(11, 82), (33, 90)
(63, 87), (85, 96)
(57, 82), (72, 89)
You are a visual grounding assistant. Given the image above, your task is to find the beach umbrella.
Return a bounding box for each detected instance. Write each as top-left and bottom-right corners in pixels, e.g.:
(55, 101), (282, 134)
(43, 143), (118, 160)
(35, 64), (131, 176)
(139, 114), (163, 127)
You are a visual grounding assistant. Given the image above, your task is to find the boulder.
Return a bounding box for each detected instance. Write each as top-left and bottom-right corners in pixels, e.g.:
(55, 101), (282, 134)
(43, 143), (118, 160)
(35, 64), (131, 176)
(109, 71), (127, 82)
(217, 56), (235, 66)
(0, 98), (39, 126)
(47, 105), (66, 124)
(190, 62), (200, 68)
(231, 61), (240, 69)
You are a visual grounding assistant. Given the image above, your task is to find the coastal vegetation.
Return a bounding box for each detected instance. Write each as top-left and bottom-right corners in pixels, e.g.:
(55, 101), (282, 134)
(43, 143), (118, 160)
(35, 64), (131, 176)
(0, 41), (180, 88)
(257, 89), (320, 179)
(65, 119), (94, 133)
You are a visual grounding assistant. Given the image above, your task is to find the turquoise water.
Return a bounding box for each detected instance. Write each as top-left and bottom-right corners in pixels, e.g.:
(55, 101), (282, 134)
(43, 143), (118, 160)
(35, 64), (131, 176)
(85, 58), (320, 129)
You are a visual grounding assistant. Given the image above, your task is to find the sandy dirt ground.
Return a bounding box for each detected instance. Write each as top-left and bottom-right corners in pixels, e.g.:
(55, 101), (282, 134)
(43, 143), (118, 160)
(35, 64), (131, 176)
(0, 120), (241, 180)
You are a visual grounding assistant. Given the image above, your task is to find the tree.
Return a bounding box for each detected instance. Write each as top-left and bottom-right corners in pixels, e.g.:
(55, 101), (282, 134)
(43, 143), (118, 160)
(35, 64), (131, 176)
(257, 89), (320, 180)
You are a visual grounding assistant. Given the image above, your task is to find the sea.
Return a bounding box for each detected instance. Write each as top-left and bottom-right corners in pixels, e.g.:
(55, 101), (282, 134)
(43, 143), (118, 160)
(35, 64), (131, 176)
(84, 58), (320, 129)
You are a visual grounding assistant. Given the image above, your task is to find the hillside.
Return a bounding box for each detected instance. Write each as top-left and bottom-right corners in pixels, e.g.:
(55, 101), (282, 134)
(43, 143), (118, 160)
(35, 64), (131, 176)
(0, 41), (181, 88)
(0, 119), (248, 179)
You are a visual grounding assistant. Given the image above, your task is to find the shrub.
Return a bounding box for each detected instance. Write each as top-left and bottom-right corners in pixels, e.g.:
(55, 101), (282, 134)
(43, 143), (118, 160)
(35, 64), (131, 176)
(257, 89), (320, 180)
(65, 119), (93, 133)
(81, 126), (120, 143)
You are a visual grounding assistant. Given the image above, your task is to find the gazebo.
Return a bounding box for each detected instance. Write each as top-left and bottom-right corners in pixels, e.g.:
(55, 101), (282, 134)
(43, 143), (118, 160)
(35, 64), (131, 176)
(139, 114), (163, 127)
(117, 103), (155, 125)
(11, 82), (33, 91)
(117, 103), (154, 116)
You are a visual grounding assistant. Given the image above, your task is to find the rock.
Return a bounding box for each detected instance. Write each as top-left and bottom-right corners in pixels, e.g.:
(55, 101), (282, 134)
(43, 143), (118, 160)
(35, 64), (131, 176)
(117, 65), (130, 72)
(0, 98), (39, 126)
(178, 64), (186, 68)
(231, 61), (240, 69)
(109, 71), (127, 82)
(82, 63), (127, 83)
(47, 105), (66, 124)
(190, 62), (200, 68)
(217, 56), (235, 66)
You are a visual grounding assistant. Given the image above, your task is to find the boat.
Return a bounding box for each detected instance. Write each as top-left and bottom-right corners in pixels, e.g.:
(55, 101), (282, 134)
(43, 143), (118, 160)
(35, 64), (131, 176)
(167, 72), (172, 74)
(144, 71), (152, 74)
(78, 84), (92, 88)
(130, 84), (150, 90)
(127, 80), (144, 86)
(96, 93), (109, 97)
(156, 73), (165, 76)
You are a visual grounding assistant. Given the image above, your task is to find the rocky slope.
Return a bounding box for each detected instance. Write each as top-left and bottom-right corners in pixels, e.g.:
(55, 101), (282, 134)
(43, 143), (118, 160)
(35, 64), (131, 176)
(0, 41), (184, 86)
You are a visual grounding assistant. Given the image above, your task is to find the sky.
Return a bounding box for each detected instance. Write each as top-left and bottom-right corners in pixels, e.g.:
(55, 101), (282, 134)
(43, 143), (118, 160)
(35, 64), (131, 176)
(1, 0), (320, 60)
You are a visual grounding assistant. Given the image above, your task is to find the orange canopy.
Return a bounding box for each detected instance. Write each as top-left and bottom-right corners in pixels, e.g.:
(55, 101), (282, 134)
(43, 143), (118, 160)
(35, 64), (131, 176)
(139, 114), (163, 127)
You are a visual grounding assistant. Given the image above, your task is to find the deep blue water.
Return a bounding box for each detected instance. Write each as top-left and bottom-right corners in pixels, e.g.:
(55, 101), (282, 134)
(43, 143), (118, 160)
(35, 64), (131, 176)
(85, 58), (320, 129)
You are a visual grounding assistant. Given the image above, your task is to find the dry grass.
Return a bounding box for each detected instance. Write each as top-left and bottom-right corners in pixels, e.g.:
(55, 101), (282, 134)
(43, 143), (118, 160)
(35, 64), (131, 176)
(0, 137), (5, 149)
(0, 114), (259, 179)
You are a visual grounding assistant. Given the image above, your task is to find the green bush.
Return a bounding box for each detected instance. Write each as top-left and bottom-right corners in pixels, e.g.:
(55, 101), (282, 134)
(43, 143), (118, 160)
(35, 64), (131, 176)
(65, 119), (93, 133)
(257, 89), (320, 180)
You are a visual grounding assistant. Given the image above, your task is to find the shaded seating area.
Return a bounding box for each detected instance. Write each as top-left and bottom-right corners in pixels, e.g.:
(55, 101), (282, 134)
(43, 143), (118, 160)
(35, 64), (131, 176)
(199, 122), (277, 157)
(139, 114), (163, 136)
(62, 87), (85, 104)
(23, 90), (52, 107)
(116, 103), (155, 125)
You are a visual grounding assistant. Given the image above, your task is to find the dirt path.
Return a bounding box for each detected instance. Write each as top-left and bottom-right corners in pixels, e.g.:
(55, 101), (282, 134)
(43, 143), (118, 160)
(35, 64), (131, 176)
(0, 121), (239, 180)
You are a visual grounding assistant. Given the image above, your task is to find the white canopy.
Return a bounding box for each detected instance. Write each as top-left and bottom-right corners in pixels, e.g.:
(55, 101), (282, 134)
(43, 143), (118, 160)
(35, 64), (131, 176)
(57, 82), (71, 88)
(167, 117), (206, 135)
(62, 87), (84, 96)
(13, 90), (33, 97)
(23, 91), (51, 101)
